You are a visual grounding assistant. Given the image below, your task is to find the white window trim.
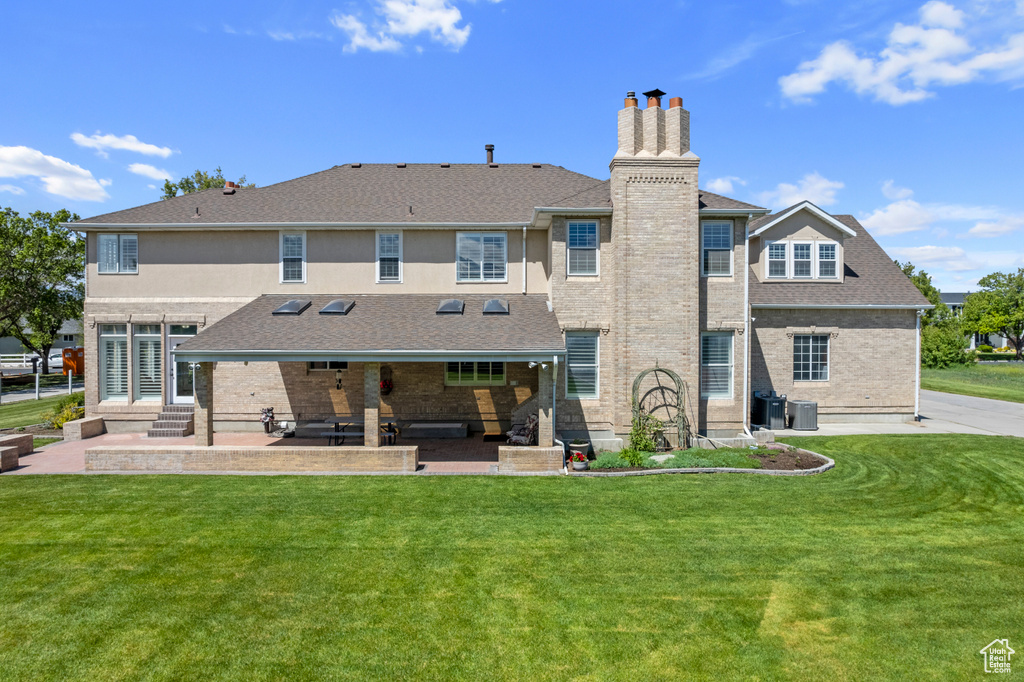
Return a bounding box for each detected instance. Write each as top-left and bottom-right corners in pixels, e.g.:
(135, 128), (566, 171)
(566, 221), (600, 277)
(766, 240), (788, 279)
(700, 332), (734, 399)
(132, 325), (162, 402)
(456, 231), (508, 283)
(701, 220), (734, 277)
(790, 240), (814, 280)
(97, 233), (139, 275)
(817, 241), (839, 279)
(308, 361), (349, 371)
(375, 230), (403, 284)
(565, 331), (600, 399)
(99, 324), (129, 402)
(793, 334), (830, 382)
(279, 231), (307, 284)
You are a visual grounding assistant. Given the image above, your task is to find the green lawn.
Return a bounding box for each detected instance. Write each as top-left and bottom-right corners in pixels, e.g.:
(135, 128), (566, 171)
(0, 393), (68, 429)
(1, 434), (1022, 680)
(922, 363), (1024, 403)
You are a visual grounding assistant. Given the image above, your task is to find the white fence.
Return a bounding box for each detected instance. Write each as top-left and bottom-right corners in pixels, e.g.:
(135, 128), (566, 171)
(0, 354), (34, 367)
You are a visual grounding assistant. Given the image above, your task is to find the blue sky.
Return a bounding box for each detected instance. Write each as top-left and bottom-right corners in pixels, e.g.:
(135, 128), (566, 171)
(2, 0), (1022, 292)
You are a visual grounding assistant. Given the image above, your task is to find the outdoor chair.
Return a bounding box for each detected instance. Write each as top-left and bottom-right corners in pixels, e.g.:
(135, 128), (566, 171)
(506, 414), (539, 446)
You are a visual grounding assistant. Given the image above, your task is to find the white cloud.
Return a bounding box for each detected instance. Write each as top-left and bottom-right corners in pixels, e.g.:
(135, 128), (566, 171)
(888, 245), (978, 271)
(757, 172), (844, 209)
(0, 184), (25, 195)
(967, 216), (1024, 236)
(779, 1), (1024, 105)
(705, 176), (746, 195)
(128, 163), (173, 181)
(268, 30), (295, 41)
(881, 179), (914, 200)
(861, 199), (935, 235)
(71, 132), (173, 158)
(0, 145), (110, 201)
(331, 0), (499, 52)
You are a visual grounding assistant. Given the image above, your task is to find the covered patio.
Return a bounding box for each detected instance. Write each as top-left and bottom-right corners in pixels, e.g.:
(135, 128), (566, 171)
(124, 293), (568, 473)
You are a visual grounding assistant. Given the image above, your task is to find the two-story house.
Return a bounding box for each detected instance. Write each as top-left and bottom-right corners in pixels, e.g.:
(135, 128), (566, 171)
(73, 90), (929, 453)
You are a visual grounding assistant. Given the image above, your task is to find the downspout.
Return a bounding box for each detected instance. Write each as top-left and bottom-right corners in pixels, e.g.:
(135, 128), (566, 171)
(522, 226), (527, 295)
(742, 214), (754, 439)
(915, 309), (922, 421)
(553, 355), (566, 470)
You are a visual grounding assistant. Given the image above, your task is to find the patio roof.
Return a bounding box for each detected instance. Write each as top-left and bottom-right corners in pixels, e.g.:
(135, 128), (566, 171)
(172, 294), (566, 363)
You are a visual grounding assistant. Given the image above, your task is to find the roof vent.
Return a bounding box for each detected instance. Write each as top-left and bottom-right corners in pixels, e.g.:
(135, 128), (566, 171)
(272, 299), (312, 315)
(351, 163), (361, 168)
(485, 144), (494, 164)
(319, 299), (355, 315)
(436, 299), (464, 315)
(397, 163), (406, 168)
(532, 164), (542, 168)
(441, 163), (450, 168)
(483, 299), (509, 315)
(222, 181), (235, 195)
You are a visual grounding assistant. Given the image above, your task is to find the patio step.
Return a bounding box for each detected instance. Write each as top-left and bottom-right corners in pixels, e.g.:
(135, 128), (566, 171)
(147, 406), (194, 438)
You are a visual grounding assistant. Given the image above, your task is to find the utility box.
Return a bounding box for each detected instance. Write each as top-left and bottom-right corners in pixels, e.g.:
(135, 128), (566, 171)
(62, 347), (85, 376)
(752, 391), (787, 430)
(788, 400), (818, 431)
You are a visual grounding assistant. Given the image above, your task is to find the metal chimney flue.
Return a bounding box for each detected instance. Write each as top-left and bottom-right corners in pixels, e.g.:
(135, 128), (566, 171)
(485, 144), (494, 164)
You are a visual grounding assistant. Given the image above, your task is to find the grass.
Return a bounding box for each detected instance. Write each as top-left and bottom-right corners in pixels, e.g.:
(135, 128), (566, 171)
(591, 448), (765, 469)
(1, 373), (82, 394)
(32, 437), (61, 449)
(1, 434), (1023, 679)
(922, 362), (1024, 403)
(0, 393), (69, 429)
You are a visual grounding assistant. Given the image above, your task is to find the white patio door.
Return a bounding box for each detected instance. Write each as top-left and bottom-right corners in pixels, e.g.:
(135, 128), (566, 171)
(168, 325), (198, 404)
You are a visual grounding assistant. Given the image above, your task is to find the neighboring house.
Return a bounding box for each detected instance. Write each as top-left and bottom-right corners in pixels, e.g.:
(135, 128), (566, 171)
(0, 319), (82, 356)
(71, 90), (929, 446)
(940, 291), (1009, 349)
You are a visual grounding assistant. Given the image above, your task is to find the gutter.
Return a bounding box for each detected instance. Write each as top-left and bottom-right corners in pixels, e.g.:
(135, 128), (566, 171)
(172, 348), (567, 363)
(915, 310), (923, 421)
(700, 208), (770, 216)
(64, 221), (545, 231)
(751, 304), (935, 310)
(742, 215), (752, 438)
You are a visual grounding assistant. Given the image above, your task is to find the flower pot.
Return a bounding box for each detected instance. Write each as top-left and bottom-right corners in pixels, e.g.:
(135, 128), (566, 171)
(572, 460), (589, 471)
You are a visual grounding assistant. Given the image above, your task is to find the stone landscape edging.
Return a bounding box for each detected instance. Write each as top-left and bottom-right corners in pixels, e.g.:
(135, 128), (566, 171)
(568, 448), (835, 477)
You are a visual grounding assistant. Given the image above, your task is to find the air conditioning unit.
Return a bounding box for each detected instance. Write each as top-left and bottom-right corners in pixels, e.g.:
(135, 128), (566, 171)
(752, 391), (787, 430)
(788, 400), (818, 431)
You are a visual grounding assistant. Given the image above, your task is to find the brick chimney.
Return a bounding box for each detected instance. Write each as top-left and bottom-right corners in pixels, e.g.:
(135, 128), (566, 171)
(616, 89), (692, 158)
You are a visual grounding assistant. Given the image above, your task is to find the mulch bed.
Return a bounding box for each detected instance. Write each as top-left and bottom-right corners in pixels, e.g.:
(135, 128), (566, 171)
(749, 447), (827, 471)
(0, 424), (62, 438)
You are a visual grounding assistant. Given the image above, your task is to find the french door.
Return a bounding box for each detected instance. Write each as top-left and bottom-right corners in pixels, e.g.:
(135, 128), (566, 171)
(168, 325), (198, 404)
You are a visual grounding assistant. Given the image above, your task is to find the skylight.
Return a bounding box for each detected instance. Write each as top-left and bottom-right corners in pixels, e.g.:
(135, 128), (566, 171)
(483, 299), (509, 315)
(437, 299), (464, 314)
(272, 299), (311, 315)
(319, 299), (355, 315)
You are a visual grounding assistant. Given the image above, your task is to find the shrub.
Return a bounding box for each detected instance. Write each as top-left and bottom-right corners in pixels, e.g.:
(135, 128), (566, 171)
(42, 393), (85, 429)
(620, 448), (645, 467)
(921, 321), (974, 369)
(978, 344), (994, 353)
(628, 406), (664, 452)
(590, 452), (629, 469)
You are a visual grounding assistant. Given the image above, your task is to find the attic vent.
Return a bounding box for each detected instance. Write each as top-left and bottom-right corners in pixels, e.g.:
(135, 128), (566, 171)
(351, 163), (361, 168)
(272, 299), (312, 315)
(483, 299), (509, 315)
(532, 164), (542, 168)
(397, 163), (406, 168)
(319, 299), (355, 315)
(436, 299), (464, 315)
(441, 163), (450, 168)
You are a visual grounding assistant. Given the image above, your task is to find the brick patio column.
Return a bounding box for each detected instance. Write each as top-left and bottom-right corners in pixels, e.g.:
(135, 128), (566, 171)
(537, 363), (553, 447)
(364, 362), (380, 447)
(194, 361), (214, 447)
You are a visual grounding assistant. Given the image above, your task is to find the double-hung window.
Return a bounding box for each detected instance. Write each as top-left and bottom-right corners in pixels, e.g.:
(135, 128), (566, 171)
(818, 243), (837, 278)
(793, 335), (829, 381)
(701, 333), (733, 399)
(767, 242), (787, 278)
(280, 232), (306, 283)
(565, 332), (599, 399)
(133, 325), (162, 401)
(702, 221), (733, 276)
(567, 221), (598, 276)
(457, 232), (507, 282)
(792, 243), (813, 278)
(377, 232), (402, 283)
(97, 234), (138, 274)
(445, 361), (506, 386)
(99, 324), (128, 401)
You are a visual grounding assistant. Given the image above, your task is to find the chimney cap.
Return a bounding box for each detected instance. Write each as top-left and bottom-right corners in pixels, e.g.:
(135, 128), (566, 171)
(642, 88), (666, 98)
(485, 144), (495, 151)
(626, 91), (635, 98)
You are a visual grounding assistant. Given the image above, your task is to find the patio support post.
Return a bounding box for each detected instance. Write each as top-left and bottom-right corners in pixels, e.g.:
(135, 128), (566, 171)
(537, 364), (553, 447)
(364, 362), (381, 447)
(194, 361), (214, 446)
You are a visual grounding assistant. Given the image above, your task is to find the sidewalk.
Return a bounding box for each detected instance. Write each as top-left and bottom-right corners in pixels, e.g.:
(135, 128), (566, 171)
(0, 384), (84, 404)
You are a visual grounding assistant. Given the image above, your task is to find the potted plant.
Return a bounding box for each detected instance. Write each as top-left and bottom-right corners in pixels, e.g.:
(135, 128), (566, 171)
(568, 450), (589, 471)
(569, 437), (590, 459)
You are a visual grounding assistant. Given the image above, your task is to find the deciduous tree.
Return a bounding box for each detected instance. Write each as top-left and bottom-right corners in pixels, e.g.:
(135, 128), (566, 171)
(161, 167), (254, 200)
(962, 269), (1024, 360)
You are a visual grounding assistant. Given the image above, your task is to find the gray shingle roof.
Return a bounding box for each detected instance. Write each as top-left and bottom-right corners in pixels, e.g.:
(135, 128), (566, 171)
(76, 163), (763, 225)
(174, 294), (565, 355)
(750, 215), (930, 307)
(78, 164), (610, 225)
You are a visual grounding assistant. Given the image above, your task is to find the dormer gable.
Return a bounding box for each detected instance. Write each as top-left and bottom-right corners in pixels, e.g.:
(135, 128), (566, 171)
(750, 202), (853, 283)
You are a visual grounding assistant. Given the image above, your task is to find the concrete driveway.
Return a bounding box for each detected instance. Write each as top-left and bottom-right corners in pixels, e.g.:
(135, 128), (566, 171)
(778, 390), (1024, 438)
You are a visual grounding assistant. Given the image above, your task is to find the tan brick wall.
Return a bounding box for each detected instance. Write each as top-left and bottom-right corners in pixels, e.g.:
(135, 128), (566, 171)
(751, 309), (918, 417)
(85, 445), (419, 473)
